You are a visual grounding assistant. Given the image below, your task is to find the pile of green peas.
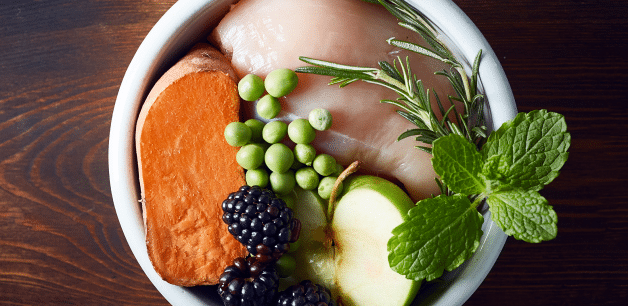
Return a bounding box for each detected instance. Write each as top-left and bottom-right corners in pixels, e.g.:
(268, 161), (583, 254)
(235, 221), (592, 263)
(224, 68), (341, 200)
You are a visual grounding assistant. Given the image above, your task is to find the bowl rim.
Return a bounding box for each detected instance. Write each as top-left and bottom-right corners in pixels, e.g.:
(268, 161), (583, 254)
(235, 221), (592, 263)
(108, 0), (514, 305)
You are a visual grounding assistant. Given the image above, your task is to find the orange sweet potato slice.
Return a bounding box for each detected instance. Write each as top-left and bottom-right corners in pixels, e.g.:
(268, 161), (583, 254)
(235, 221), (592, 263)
(135, 43), (247, 286)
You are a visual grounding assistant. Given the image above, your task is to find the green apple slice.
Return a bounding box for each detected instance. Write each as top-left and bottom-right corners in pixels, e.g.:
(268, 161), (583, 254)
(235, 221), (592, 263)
(289, 175), (421, 306)
(332, 175), (420, 306)
(291, 188), (335, 289)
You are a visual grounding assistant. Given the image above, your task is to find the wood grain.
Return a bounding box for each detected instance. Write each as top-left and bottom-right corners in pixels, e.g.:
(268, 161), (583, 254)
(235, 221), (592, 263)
(0, 0), (626, 305)
(1, 0), (172, 304)
(460, 1), (628, 305)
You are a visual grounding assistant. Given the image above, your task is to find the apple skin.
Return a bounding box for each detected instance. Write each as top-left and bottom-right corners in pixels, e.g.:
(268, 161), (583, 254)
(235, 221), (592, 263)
(288, 175), (421, 306)
(336, 174), (417, 217)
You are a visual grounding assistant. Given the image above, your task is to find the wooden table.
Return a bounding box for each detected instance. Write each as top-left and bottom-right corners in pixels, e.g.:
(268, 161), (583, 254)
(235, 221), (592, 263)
(1, 0), (626, 305)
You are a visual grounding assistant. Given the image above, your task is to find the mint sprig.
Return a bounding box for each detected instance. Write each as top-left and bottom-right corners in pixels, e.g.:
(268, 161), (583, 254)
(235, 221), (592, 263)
(387, 194), (483, 281)
(388, 110), (570, 281)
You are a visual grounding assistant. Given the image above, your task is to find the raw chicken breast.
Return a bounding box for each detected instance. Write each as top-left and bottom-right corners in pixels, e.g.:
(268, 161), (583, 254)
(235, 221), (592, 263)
(211, 0), (456, 201)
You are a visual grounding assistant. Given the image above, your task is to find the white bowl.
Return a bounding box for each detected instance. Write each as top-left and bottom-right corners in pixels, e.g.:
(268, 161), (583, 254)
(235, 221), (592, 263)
(108, 0), (516, 305)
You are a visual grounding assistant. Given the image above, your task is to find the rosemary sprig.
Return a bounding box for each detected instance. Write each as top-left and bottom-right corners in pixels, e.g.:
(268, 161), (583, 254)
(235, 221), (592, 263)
(295, 0), (487, 153)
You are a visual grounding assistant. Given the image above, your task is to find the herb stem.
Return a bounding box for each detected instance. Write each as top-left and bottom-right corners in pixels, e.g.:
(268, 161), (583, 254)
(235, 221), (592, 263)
(374, 70), (434, 131)
(375, 69), (405, 90)
(470, 195), (485, 209)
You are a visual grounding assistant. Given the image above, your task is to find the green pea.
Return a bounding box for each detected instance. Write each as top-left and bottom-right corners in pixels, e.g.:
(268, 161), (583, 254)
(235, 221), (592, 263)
(295, 167), (320, 191)
(262, 120), (288, 144)
(224, 121), (252, 147)
(288, 118), (316, 144)
(308, 108), (333, 131)
(246, 168), (269, 188)
(238, 74), (265, 102)
(265, 68), (298, 98)
(256, 94), (281, 119)
(334, 163), (345, 176)
(236, 144), (265, 170)
(312, 154), (337, 176)
(244, 119), (265, 143)
(318, 176), (341, 200)
(275, 254), (297, 278)
(265, 143), (294, 173)
(294, 144), (316, 166)
(270, 170), (296, 195)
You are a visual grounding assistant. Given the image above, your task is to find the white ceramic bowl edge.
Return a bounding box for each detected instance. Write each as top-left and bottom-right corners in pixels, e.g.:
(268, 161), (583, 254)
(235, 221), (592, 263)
(108, 0), (515, 305)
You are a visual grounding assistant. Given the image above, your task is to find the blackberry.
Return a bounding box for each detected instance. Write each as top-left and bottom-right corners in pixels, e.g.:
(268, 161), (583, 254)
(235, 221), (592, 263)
(276, 280), (336, 306)
(222, 185), (301, 260)
(217, 257), (279, 306)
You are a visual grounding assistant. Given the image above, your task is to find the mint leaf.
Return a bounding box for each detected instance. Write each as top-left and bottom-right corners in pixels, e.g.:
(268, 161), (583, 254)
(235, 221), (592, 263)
(487, 189), (557, 243)
(388, 194), (483, 281)
(482, 110), (570, 191)
(432, 134), (486, 195)
(482, 155), (509, 179)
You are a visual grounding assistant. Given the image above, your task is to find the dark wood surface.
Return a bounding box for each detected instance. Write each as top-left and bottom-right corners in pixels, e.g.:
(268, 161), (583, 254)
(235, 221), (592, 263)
(1, 0), (626, 305)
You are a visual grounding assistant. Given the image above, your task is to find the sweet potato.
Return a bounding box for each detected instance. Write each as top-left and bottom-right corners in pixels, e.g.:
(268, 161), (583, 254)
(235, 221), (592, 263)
(135, 43), (247, 286)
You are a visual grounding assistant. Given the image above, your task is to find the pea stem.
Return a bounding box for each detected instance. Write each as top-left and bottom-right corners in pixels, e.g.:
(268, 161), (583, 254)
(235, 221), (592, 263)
(327, 160), (361, 223)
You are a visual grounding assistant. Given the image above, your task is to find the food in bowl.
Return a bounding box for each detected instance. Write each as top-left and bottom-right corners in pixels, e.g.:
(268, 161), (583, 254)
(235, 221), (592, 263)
(109, 0), (568, 304)
(135, 43), (248, 286)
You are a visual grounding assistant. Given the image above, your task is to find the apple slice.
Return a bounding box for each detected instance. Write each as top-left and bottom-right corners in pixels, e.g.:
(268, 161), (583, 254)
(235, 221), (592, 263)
(290, 188), (334, 288)
(289, 175), (421, 306)
(332, 175), (421, 306)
